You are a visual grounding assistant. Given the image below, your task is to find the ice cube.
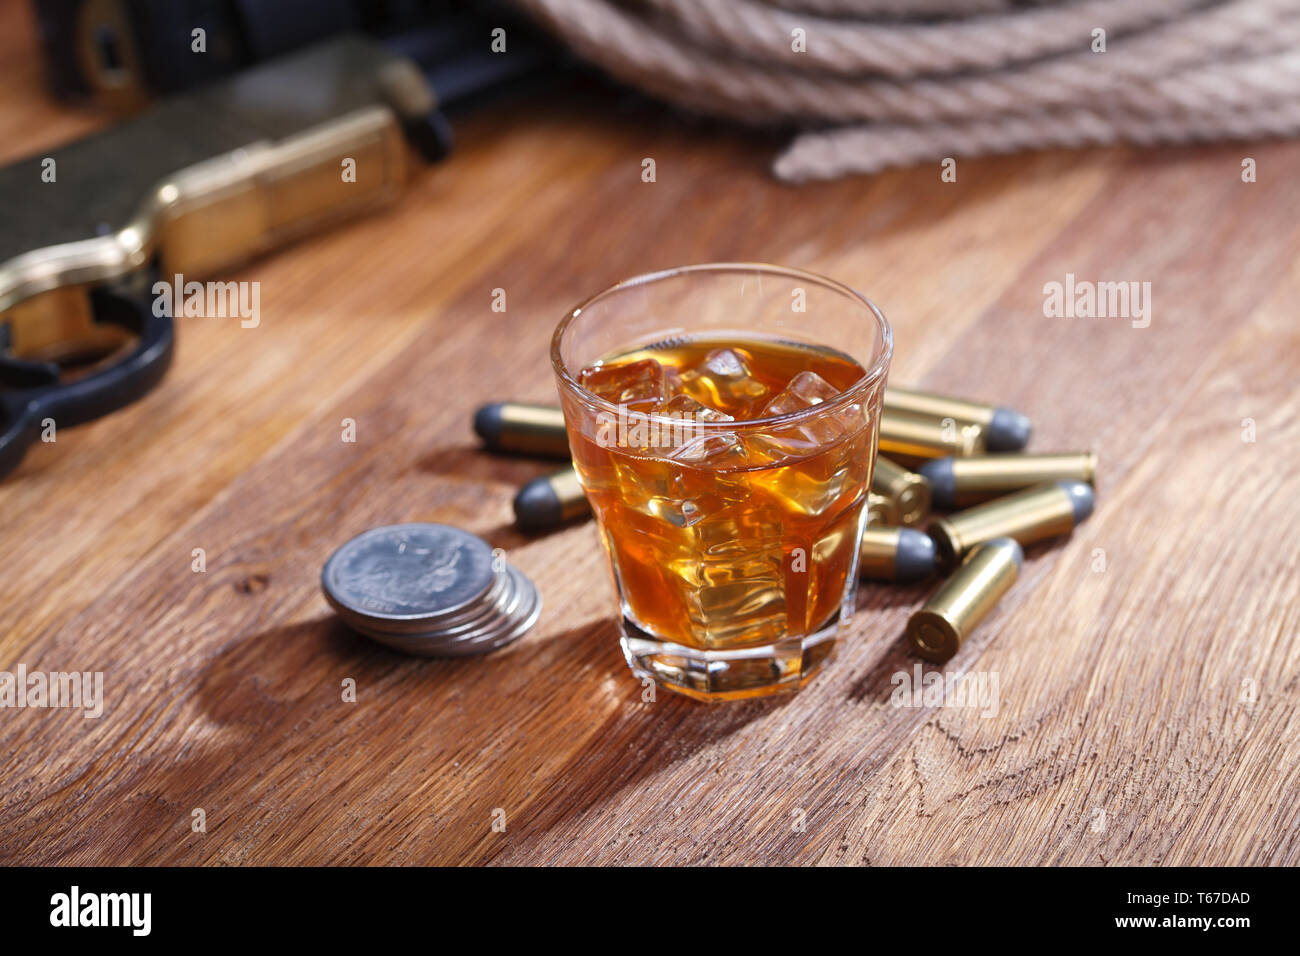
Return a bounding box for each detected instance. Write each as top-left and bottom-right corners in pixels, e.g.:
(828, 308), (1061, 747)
(704, 348), (748, 379)
(669, 432), (747, 465)
(686, 348), (771, 414)
(660, 364), (686, 398)
(748, 371), (862, 461)
(580, 358), (666, 410)
(644, 467), (748, 525)
(676, 508), (788, 646)
(613, 441), (750, 527)
(609, 394), (728, 455)
(755, 452), (861, 516)
(656, 394), (733, 424)
(641, 394), (739, 464)
(761, 370), (840, 416)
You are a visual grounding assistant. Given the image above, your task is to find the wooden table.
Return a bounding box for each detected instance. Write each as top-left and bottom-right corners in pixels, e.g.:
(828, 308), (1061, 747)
(2, 2), (1297, 866)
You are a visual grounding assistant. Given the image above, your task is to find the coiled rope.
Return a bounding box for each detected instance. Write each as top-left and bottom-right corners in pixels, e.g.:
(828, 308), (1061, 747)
(510, 0), (1300, 180)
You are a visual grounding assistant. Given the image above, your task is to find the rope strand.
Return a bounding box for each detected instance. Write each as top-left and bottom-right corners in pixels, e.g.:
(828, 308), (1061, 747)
(640, 0), (1211, 78)
(775, 101), (1300, 179)
(509, 0), (1300, 180)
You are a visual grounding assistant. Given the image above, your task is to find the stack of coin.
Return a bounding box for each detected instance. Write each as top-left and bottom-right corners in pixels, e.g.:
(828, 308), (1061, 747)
(321, 523), (541, 656)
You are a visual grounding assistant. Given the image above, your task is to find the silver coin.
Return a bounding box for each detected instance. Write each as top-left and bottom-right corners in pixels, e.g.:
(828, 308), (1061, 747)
(343, 571), (509, 638)
(435, 564), (539, 648)
(322, 524), (541, 657)
(322, 523), (496, 625)
(420, 570), (523, 642)
(407, 563), (539, 650)
(464, 564), (541, 643)
(365, 563), (542, 657)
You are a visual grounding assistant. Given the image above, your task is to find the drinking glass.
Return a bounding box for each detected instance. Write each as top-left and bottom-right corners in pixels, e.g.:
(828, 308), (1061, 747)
(551, 263), (892, 701)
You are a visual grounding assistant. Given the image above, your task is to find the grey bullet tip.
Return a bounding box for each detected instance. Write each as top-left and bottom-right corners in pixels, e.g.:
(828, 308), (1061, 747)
(987, 407), (1032, 451)
(514, 476), (561, 530)
(1057, 480), (1095, 523)
(917, 456), (956, 509)
(474, 402), (504, 446)
(895, 528), (938, 582)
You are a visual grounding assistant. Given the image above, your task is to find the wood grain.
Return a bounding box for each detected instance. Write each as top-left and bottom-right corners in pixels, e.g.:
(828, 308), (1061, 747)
(1, 1), (1296, 865)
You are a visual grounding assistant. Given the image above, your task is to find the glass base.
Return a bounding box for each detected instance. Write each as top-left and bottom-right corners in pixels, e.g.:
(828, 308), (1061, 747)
(619, 615), (841, 702)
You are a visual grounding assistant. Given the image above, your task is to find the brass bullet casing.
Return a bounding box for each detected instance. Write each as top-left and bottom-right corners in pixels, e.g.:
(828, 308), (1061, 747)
(908, 538), (1022, 662)
(871, 455), (931, 526)
(514, 465), (592, 530)
(921, 451), (1097, 509)
(884, 386), (1032, 451)
(859, 527), (938, 583)
(928, 480), (1094, 571)
(878, 409), (985, 466)
(475, 402), (571, 459)
(867, 492), (899, 527)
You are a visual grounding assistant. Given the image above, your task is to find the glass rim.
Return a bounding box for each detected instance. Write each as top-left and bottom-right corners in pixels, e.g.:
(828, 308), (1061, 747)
(550, 262), (894, 431)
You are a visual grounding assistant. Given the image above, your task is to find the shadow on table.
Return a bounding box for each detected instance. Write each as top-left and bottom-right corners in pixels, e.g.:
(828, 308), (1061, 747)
(187, 606), (786, 859)
(414, 442), (554, 485)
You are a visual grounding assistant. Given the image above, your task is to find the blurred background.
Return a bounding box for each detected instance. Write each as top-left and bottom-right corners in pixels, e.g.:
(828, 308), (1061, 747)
(21, 0), (1300, 179)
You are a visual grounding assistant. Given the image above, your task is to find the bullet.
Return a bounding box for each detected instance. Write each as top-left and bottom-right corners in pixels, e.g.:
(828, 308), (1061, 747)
(907, 537), (1022, 662)
(921, 451), (1097, 509)
(927, 480), (1094, 570)
(474, 402), (570, 458)
(859, 526), (938, 583)
(871, 455), (931, 526)
(513, 465), (591, 531)
(868, 492), (899, 527)
(879, 409), (985, 465)
(884, 386), (1032, 452)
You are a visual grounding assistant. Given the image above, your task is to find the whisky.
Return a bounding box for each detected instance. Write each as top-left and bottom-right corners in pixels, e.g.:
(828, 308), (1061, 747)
(563, 336), (876, 656)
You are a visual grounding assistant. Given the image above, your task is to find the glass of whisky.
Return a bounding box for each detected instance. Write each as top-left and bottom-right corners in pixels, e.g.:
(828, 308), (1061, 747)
(551, 264), (892, 701)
